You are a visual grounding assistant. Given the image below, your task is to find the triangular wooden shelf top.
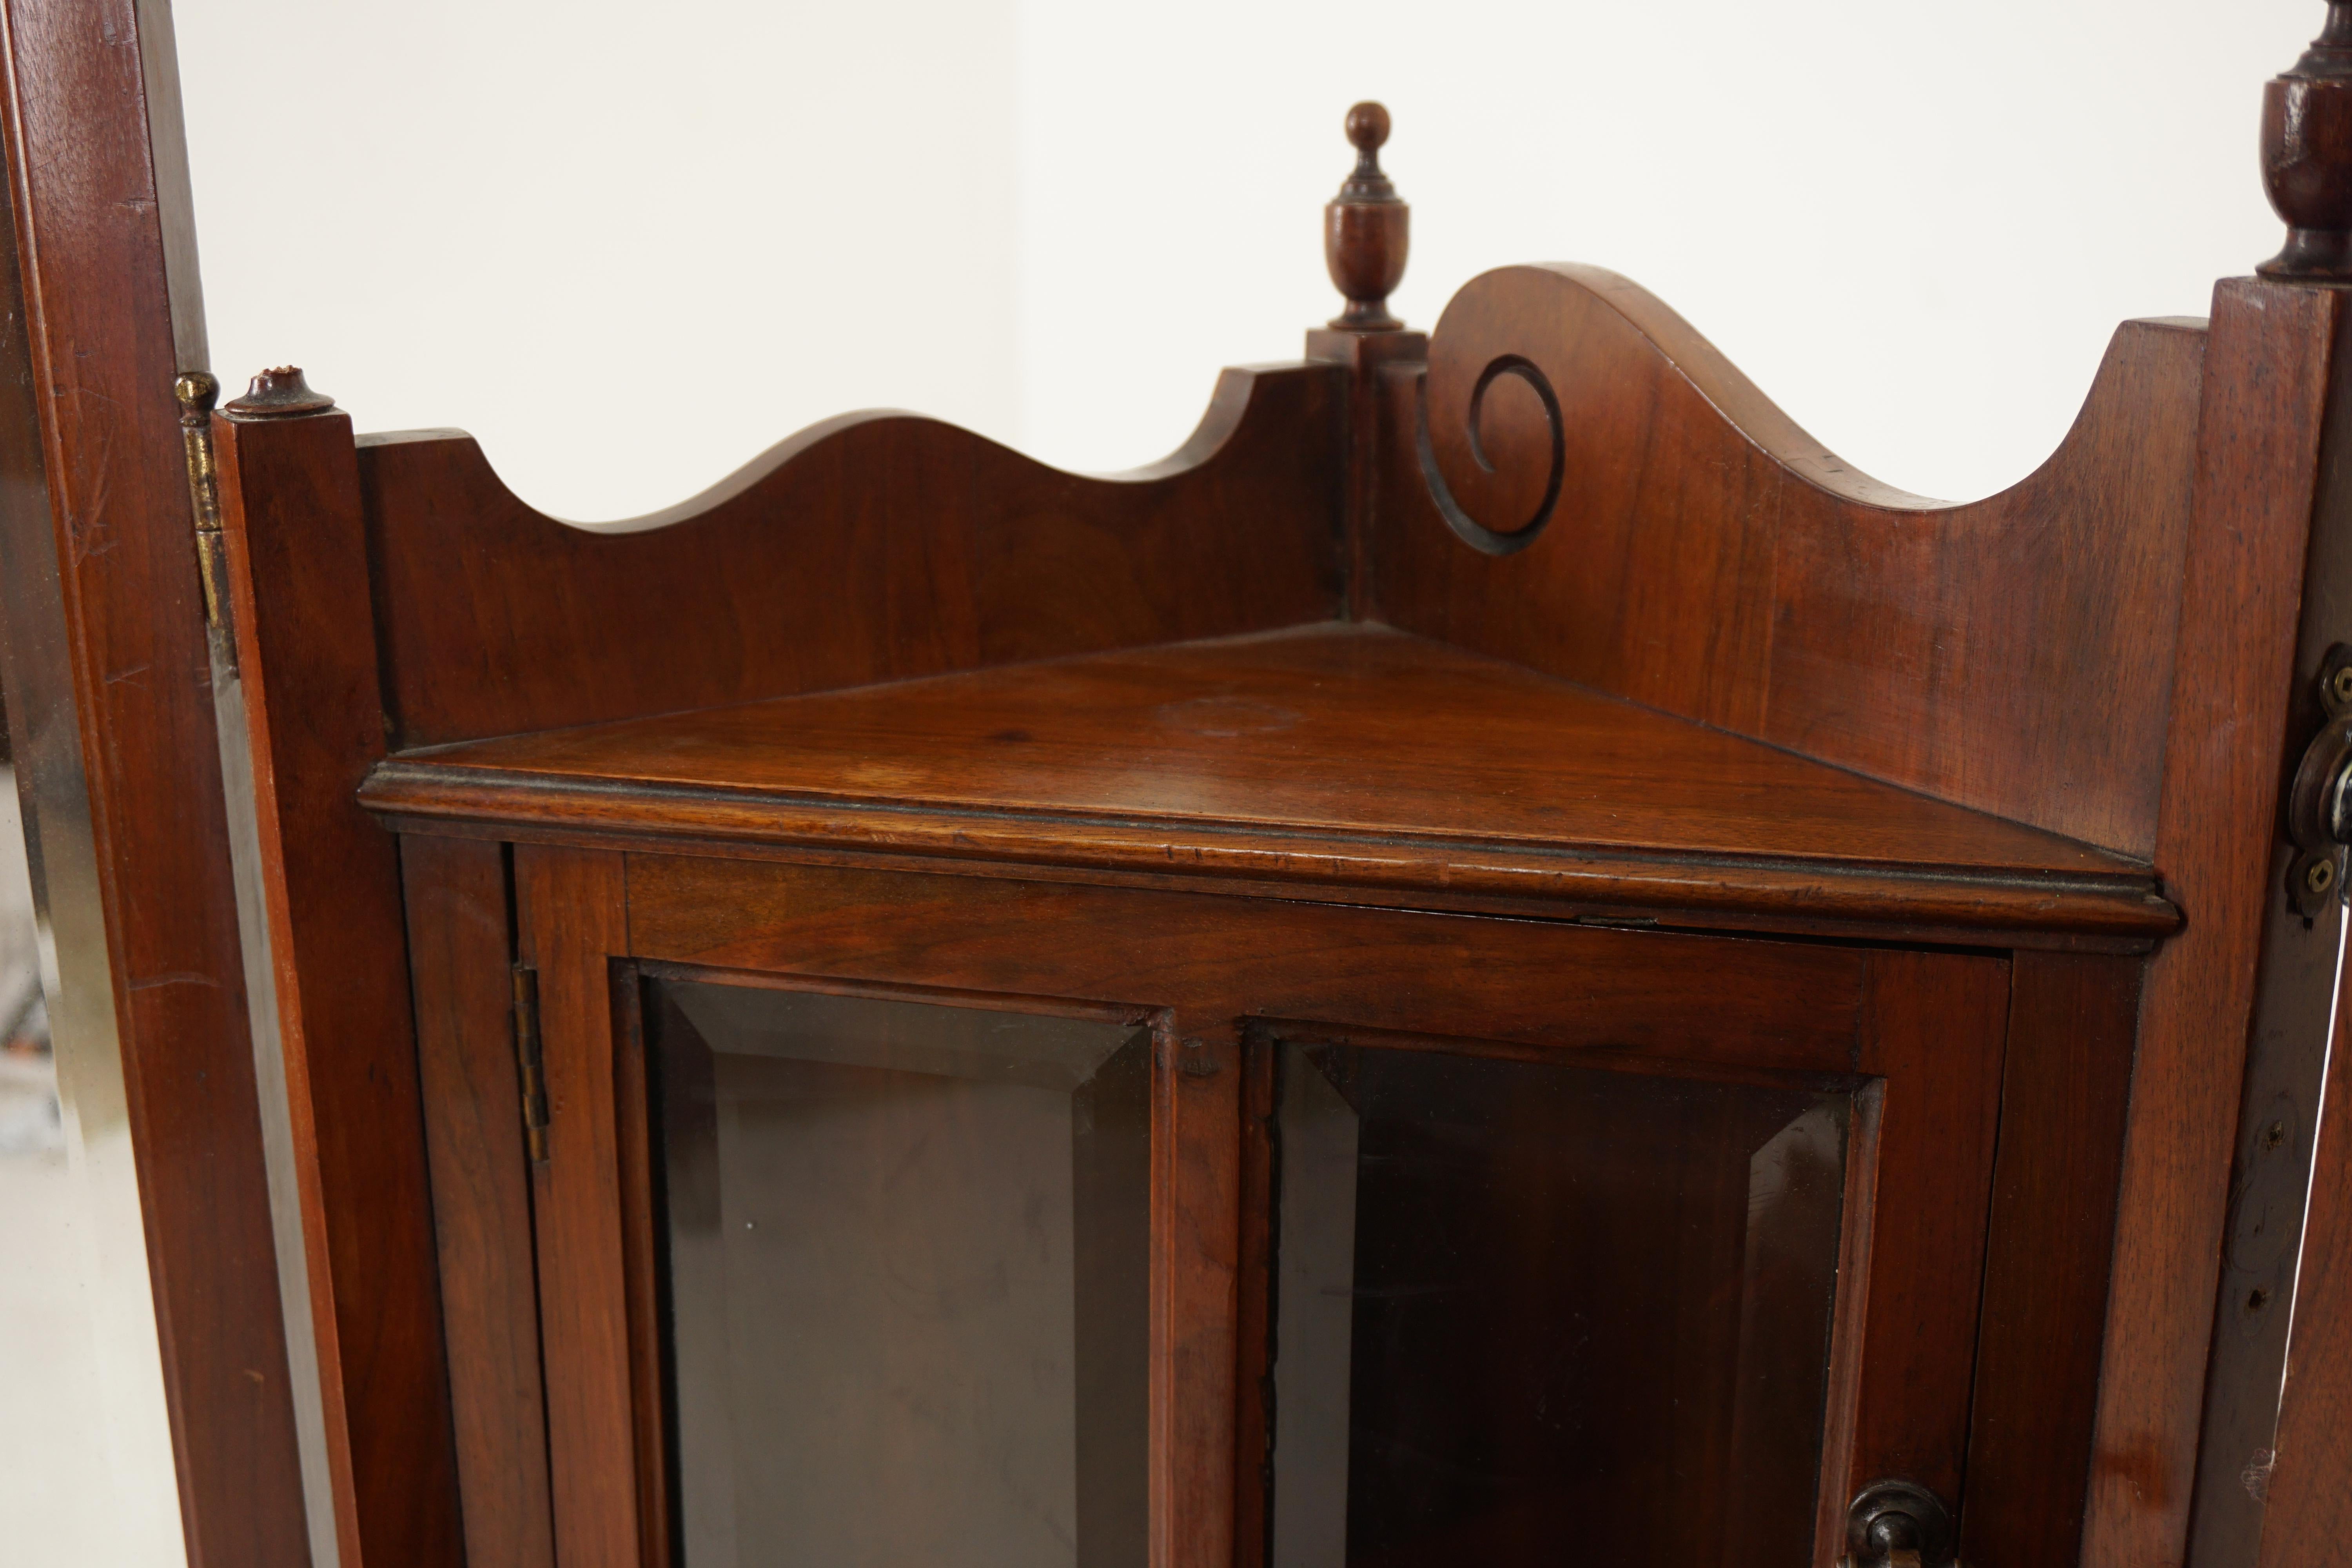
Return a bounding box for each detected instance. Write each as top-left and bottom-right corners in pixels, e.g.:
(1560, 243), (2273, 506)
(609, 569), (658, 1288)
(364, 622), (2173, 949)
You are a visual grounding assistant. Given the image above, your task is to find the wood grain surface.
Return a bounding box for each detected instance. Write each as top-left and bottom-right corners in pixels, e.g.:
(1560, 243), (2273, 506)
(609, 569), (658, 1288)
(2085, 280), (2344, 1568)
(0, 3), (309, 1560)
(365, 624), (2174, 946)
(359, 363), (1342, 749)
(1962, 953), (2143, 1567)
(403, 833), (555, 1568)
(214, 402), (462, 1568)
(516, 846), (641, 1568)
(1368, 263), (2206, 861)
(1844, 951), (2011, 1520)
(624, 855), (1870, 1073)
(2188, 267), (2352, 1563)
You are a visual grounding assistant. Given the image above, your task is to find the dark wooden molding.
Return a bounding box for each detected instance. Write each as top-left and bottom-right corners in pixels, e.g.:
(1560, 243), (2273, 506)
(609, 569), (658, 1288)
(363, 757), (2176, 949)
(357, 626), (2177, 949)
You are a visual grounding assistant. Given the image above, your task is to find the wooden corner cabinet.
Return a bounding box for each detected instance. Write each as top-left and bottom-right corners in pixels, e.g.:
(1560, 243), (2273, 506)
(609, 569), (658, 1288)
(370, 626), (2125, 1568)
(198, 21), (2352, 1568)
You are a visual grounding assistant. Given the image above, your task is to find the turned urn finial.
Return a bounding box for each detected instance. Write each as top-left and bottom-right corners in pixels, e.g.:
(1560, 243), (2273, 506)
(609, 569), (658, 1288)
(2261, 3), (2352, 279)
(1325, 101), (1408, 331)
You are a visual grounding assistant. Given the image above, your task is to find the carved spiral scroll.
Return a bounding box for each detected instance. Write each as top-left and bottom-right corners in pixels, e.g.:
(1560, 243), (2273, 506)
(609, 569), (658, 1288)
(1414, 354), (1566, 557)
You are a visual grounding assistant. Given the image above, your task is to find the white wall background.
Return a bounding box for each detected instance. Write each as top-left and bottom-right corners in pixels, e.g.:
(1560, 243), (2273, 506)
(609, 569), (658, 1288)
(176, 0), (2318, 519)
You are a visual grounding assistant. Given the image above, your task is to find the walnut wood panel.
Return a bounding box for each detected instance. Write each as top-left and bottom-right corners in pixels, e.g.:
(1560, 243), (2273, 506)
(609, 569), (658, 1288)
(1366, 263), (2205, 860)
(2256, 938), (2352, 1565)
(516, 845), (640, 1568)
(214, 402), (462, 1567)
(358, 363), (1342, 749)
(2087, 280), (2347, 1568)
(0, 3), (310, 1561)
(402, 833), (554, 1568)
(367, 626), (2176, 947)
(1962, 952), (2143, 1567)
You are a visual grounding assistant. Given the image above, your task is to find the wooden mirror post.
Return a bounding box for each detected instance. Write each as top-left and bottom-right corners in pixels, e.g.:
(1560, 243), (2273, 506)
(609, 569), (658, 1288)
(2203, 13), (2352, 1566)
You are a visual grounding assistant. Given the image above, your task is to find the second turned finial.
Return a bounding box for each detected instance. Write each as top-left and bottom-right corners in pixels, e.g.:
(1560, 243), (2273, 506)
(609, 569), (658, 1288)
(1326, 102), (1408, 331)
(2261, 3), (2352, 279)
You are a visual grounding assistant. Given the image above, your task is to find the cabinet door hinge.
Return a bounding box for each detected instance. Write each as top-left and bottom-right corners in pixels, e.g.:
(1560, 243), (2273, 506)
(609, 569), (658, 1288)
(512, 962), (549, 1163)
(172, 370), (236, 668)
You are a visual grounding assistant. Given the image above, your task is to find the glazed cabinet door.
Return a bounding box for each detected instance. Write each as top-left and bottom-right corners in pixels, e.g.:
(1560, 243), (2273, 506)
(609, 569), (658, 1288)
(457, 846), (2012, 1568)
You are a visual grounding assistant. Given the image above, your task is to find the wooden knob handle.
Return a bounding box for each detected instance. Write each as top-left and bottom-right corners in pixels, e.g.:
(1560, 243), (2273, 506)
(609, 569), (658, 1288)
(1326, 100), (1408, 332)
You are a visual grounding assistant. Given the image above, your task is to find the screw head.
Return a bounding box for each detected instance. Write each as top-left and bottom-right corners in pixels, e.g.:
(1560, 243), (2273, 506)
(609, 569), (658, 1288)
(2307, 857), (2338, 896)
(2330, 665), (2352, 706)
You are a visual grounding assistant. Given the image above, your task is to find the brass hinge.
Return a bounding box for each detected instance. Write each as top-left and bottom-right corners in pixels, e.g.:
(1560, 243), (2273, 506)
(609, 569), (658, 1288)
(172, 370), (236, 666)
(512, 962), (549, 1163)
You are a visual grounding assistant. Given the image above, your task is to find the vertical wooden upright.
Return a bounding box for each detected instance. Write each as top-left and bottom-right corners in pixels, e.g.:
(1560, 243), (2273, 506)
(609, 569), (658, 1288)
(2086, 276), (2343, 1567)
(211, 377), (463, 1568)
(515, 846), (642, 1568)
(2212, 8), (2352, 1564)
(0, 2), (312, 1564)
(2107, 9), (2352, 1564)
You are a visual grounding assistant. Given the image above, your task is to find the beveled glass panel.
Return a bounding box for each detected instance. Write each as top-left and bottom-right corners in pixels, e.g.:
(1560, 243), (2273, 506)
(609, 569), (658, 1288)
(1267, 1040), (1851, 1566)
(648, 979), (1151, 1568)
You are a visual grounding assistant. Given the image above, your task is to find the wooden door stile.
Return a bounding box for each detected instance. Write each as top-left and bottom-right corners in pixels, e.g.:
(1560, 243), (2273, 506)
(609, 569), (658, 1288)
(1962, 952), (2144, 1568)
(517, 845), (641, 1568)
(1843, 951), (2011, 1527)
(1160, 1009), (1241, 1568)
(403, 832), (556, 1568)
